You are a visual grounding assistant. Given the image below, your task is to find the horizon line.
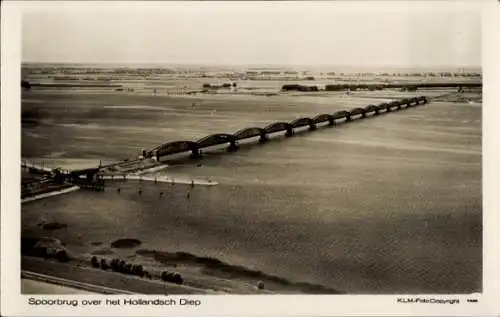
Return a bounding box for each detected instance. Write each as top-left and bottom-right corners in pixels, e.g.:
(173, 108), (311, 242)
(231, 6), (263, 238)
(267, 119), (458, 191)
(21, 61), (482, 70)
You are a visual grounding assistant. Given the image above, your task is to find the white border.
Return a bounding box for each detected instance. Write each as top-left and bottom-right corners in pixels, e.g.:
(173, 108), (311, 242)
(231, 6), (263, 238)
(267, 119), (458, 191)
(2, 1), (499, 316)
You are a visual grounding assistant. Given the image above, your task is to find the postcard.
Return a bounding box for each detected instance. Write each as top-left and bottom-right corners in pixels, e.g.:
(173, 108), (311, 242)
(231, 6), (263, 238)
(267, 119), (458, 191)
(1, 1), (499, 316)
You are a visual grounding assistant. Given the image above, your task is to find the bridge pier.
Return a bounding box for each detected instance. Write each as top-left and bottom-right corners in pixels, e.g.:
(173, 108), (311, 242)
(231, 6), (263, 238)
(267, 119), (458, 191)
(361, 112), (367, 118)
(259, 133), (268, 143)
(227, 141), (239, 152)
(328, 118), (335, 126)
(346, 114), (352, 122)
(190, 148), (202, 159)
(285, 128), (294, 137)
(86, 172), (95, 181)
(308, 123), (317, 131)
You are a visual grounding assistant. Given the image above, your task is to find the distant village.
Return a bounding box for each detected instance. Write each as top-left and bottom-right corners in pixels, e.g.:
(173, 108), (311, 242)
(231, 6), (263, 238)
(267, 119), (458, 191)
(22, 65), (481, 82)
(21, 65), (481, 95)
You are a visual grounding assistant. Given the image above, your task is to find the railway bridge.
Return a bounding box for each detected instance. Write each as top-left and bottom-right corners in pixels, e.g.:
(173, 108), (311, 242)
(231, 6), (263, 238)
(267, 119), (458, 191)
(144, 96), (428, 161)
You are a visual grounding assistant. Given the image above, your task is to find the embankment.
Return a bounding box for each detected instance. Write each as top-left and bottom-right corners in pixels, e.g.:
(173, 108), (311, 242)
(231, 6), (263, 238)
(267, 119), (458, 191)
(22, 256), (210, 295)
(21, 232), (343, 294)
(136, 249), (343, 294)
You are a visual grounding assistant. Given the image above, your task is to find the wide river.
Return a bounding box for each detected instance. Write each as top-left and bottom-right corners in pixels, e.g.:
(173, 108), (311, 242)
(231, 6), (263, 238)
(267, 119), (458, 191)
(21, 88), (482, 294)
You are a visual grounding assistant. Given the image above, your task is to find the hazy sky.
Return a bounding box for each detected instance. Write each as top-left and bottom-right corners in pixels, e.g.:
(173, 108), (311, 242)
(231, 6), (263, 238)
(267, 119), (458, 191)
(21, 1), (482, 68)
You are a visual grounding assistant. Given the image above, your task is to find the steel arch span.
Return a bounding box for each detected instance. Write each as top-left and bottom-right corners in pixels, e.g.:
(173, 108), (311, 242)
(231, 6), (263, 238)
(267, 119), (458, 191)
(150, 140), (198, 157)
(313, 114), (335, 125)
(264, 121), (293, 135)
(349, 107), (366, 118)
(234, 127), (266, 140)
(332, 110), (350, 121)
(290, 117), (316, 130)
(364, 105), (379, 115)
(196, 133), (237, 148)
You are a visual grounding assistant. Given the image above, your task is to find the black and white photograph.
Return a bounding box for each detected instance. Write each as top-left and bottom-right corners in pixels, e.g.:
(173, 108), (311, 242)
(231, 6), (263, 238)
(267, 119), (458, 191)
(2, 0), (499, 316)
(18, 1), (483, 295)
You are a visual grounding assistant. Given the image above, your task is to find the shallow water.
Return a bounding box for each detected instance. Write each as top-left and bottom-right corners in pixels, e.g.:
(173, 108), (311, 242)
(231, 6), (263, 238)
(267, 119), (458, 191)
(21, 89), (482, 294)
